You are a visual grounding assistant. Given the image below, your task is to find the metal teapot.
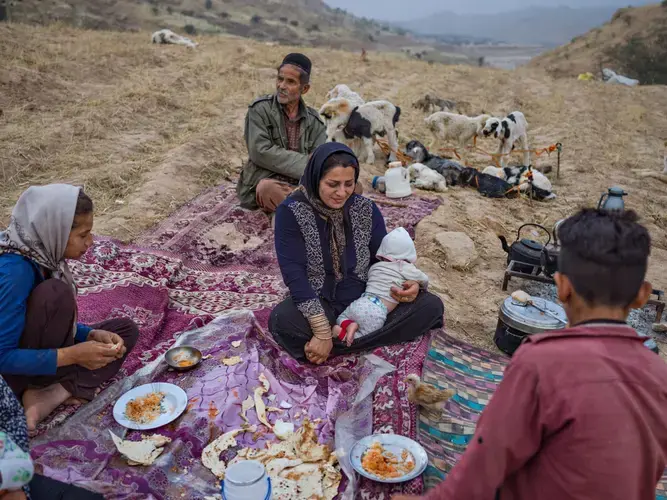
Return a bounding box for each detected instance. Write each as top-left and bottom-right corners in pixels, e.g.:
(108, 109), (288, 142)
(498, 224), (551, 274)
(598, 186), (627, 212)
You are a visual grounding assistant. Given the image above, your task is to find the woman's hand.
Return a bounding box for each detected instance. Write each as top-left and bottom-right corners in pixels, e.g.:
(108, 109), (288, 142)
(305, 337), (333, 365)
(88, 329), (125, 358)
(390, 280), (420, 304)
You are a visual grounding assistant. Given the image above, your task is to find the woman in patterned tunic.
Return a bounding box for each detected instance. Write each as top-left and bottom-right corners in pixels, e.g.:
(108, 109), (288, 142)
(0, 185), (139, 431)
(270, 142), (444, 364)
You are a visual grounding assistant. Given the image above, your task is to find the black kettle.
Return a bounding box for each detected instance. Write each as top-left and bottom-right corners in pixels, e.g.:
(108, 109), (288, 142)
(498, 224), (551, 274)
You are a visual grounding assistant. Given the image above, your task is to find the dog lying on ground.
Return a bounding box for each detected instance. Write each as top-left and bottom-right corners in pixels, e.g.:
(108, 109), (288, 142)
(320, 98), (401, 164)
(482, 111), (530, 168)
(405, 140), (466, 186)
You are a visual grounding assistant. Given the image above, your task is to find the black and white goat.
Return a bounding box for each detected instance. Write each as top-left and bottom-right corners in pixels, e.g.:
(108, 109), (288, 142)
(405, 140), (466, 186)
(151, 29), (198, 48)
(482, 111), (530, 168)
(482, 165), (555, 200)
(319, 98), (401, 164)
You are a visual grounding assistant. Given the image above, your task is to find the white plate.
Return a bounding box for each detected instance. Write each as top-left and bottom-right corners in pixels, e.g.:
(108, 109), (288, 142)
(350, 434), (428, 483)
(113, 383), (188, 430)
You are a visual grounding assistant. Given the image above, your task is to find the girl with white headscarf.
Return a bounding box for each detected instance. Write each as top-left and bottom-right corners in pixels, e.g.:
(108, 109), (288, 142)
(0, 185), (139, 431)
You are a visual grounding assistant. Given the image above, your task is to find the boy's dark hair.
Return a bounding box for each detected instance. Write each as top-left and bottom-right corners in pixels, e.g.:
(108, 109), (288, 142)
(558, 208), (651, 307)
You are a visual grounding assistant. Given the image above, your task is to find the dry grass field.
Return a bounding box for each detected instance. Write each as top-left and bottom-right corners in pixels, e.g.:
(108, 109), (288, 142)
(2, 22), (667, 350)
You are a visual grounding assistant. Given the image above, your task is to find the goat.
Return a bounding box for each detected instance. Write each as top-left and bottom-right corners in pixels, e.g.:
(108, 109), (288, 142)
(151, 29), (198, 48)
(405, 140), (465, 186)
(320, 98), (401, 164)
(482, 111), (529, 168)
(325, 84), (365, 108)
(425, 112), (491, 164)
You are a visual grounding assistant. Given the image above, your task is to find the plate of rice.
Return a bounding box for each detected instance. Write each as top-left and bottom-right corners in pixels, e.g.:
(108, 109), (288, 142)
(113, 383), (188, 430)
(350, 434), (428, 483)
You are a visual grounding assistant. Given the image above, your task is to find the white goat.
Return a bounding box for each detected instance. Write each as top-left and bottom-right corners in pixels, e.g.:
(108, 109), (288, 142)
(319, 98), (401, 164)
(482, 111), (530, 167)
(425, 112), (491, 164)
(407, 162), (448, 192)
(151, 29), (198, 48)
(325, 84), (365, 108)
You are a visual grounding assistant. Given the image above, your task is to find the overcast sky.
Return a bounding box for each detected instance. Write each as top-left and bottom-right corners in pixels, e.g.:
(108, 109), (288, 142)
(325, 0), (651, 20)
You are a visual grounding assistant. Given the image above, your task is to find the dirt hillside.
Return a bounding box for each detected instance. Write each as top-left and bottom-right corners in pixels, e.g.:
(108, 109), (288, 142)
(2, 0), (422, 52)
(2, 22), (667, 351)
(530, 3), (667, 78)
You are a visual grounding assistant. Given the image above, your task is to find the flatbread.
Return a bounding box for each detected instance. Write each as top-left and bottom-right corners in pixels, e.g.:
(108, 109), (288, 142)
(228, 419), (341, 499)
(253, 386), (272, 430)
(240, 395), (254, 424)
(109, 431), (171, 466)
(222, 356), (242, 366)
(265, 457), (303, 477)
(201, 428), (243, 479)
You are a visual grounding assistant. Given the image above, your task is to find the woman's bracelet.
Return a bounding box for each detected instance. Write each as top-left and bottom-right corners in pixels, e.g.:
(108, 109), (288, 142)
(308, 314), (333, 341)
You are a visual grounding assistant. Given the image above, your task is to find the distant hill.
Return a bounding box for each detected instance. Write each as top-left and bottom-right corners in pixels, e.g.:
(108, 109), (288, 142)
(0, 0), (421, 51)
(530, 3), (667, 82)
(400, 5), (646, 46)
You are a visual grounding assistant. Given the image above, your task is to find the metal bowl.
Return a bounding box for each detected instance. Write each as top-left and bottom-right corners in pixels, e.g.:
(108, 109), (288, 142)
(165, 346), (202, 371)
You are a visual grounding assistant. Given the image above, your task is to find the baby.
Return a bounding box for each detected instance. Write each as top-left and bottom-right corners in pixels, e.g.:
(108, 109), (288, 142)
(333, 227), (429, 346)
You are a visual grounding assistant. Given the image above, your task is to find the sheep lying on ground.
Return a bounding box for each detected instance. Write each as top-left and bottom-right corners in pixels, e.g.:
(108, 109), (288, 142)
(482, 111), (530, 168)
(320, 98), (401, 164)
(151, 29), (198, 48)
(325, 84), (365, 107)
(404, 140), (465, 186)
(425, 112), (491, 164)
(482, 165), (555, 200)
(401, 162), (448, 192)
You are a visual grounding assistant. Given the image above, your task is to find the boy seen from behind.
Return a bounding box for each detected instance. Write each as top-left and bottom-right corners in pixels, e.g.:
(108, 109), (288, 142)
(394, 208), (667, 500)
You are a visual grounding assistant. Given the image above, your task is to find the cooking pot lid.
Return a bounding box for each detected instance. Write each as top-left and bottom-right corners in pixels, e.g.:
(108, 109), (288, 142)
(500, 296), (567, 331)
(519, 238), (543, 251)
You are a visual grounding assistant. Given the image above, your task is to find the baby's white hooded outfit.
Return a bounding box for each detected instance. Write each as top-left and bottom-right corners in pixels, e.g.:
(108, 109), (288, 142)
(336, 227), (429, 339)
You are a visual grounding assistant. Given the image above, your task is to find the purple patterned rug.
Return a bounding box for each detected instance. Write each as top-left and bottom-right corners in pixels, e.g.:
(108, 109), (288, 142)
(32, 185), (442, 499)
(136, 184), (442, 268)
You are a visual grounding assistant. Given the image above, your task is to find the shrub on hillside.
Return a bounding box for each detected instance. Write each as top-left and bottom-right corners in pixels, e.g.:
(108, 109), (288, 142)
(662, 0), (667, 7)
(184, 24), (196, 35)
(279, 16), (288, 23)
(604, 34), (667, 85)
(166, 6), (173, 14)
(205, 0), (212, 10)
(219, 11), (229, 19)
(290, 20), (298, 27)
(251, 15), (262, 24)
